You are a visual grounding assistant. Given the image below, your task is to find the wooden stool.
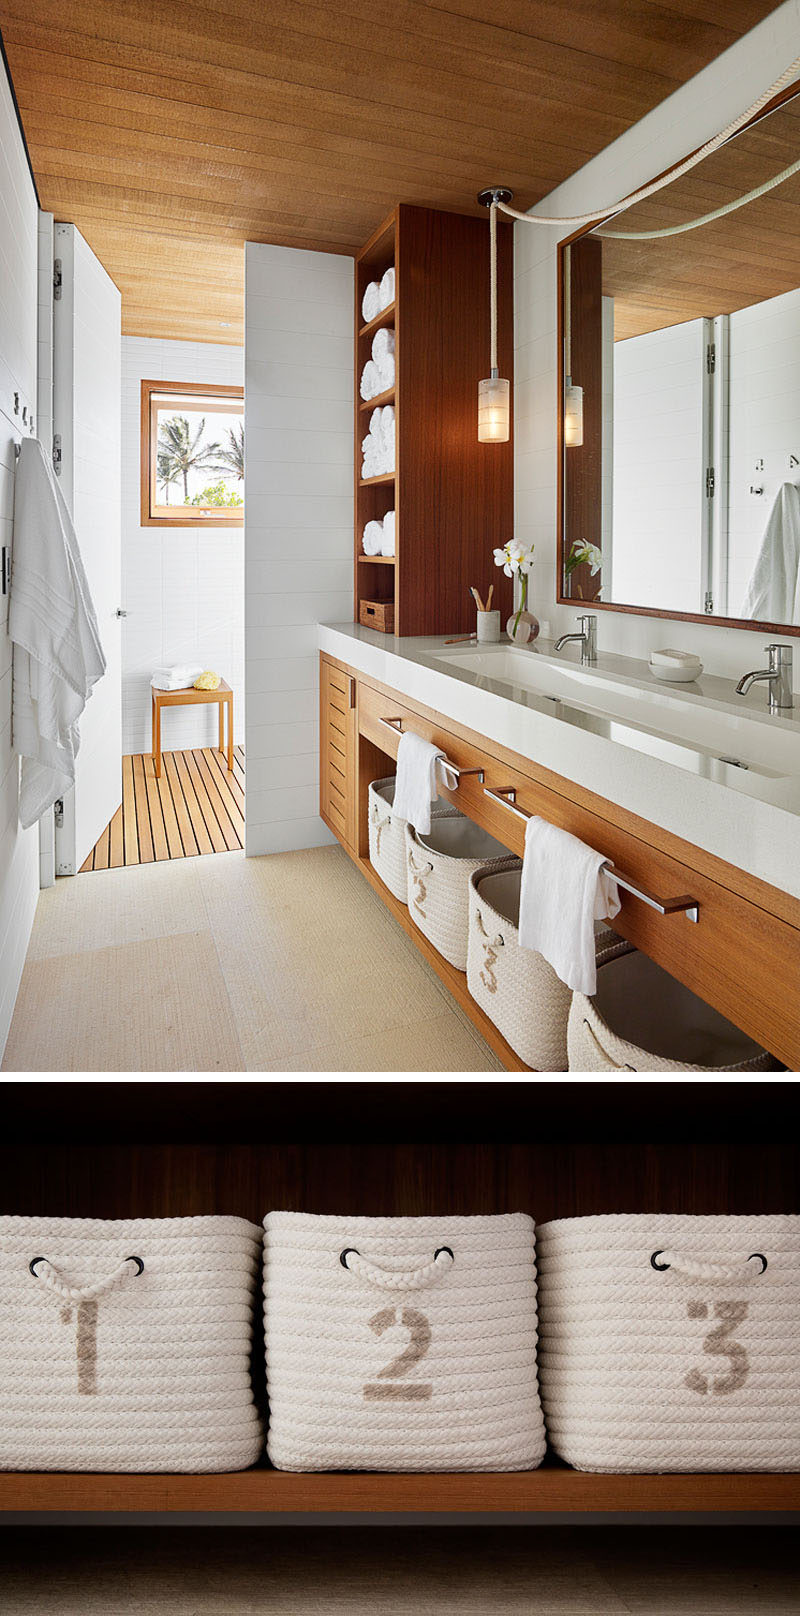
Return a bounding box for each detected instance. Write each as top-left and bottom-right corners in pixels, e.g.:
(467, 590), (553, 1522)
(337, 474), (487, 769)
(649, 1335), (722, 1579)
(151, 679), (233, 778)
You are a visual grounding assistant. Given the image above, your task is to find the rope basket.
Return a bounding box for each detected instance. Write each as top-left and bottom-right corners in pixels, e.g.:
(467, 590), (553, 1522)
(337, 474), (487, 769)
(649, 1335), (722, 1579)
(405, 816), (513, 970)
(263, 1211), (547, 1472)
(568, 949), (779, 1072)
(367, 778), (459, 904)
(466, 857), (634, 1071)
(0, 1216), (264, 1472)
(537, 1213), (800, 1472)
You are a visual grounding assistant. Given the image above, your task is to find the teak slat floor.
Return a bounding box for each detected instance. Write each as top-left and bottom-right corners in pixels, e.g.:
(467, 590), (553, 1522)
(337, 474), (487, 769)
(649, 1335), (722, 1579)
(81, 748), (244, 871)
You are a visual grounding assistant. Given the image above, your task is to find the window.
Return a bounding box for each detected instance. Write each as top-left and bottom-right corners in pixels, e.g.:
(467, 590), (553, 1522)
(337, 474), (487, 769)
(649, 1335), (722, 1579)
(140, 380), (244, 526)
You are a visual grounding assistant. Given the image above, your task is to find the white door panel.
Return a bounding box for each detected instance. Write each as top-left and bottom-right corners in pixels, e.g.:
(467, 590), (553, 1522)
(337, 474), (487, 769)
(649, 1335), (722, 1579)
(52, 224), (122, 874)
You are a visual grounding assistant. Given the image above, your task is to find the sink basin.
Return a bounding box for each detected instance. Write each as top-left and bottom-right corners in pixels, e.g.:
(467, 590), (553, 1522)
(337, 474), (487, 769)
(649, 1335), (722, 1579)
(430, 645), (800, 788)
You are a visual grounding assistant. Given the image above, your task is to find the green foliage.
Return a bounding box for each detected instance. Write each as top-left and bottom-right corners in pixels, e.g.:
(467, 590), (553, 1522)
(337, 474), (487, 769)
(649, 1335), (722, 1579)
(157, 414), (222, 500)
(187, 479), (243, 508)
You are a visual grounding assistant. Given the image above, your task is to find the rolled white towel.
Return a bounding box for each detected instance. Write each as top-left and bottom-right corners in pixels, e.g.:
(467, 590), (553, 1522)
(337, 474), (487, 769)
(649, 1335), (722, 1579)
(381, 509), (396, 557)
(378, 266), (395, 309)
(372, 326), (396, 390)
(359, 359), (382, 401)
(361, 431), (386, 480)
(151, 664), (204, 691)
(361, 280), (381, 323)
(362, 520), (384, 556)
(379, 405), (395, 473)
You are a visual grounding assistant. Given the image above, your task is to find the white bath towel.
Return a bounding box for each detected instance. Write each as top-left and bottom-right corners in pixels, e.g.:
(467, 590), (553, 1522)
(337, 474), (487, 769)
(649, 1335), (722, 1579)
(371, 326), (396, 390)
(392, 730), (451, 835)
(381, 509), (396, 557)
(379, 266), (395, 309)
(151, 665), (205, 691)
(9, 437), (106, 828)
(518, 816), (620, 995)
(361, 280), (381, 323)
(740, 482), (800, 625)
(361, 407), (388, 479)
(362, 520), (384, 557)
(380, 405), (396, 473)
(359, 359), (383, 402)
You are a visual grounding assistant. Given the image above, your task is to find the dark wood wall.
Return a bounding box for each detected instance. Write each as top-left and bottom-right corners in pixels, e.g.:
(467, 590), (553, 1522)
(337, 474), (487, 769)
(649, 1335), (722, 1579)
(563, 235), (603, 603)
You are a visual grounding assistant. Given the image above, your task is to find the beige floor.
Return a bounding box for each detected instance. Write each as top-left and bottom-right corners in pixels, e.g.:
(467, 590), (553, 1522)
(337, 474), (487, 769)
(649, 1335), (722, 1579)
(0, 1526), (797, 1614)
(2, 847), (503, 1074)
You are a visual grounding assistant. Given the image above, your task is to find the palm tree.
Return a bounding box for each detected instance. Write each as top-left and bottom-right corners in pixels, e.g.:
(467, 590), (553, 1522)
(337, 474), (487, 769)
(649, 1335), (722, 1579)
(157, 415), (221, 502)
(210, 421), (244, 483)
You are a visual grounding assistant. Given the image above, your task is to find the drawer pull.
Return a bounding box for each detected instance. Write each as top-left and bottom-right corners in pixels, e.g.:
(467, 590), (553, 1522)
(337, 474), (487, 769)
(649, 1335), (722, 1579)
(378, 717), (486, 785)
(483, 787), (700, 924)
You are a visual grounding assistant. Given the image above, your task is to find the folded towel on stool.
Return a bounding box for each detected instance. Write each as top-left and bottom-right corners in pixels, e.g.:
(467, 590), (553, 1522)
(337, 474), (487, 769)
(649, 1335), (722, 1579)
(151, 664), (204, 691)
(518, 816), (620, 994)
(392, 730), (455, 835)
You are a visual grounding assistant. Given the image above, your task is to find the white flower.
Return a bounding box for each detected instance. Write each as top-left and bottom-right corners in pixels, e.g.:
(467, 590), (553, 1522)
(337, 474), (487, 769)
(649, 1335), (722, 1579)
(493, 540), (535, 578)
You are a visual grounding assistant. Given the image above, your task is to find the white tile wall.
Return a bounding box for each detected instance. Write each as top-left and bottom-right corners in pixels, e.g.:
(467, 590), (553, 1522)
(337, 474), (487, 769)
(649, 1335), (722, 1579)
(120, 336), (245, 754)
(0, 60), (41, 1055)
(728, 286), (800, 614)
(244, 242), (353, 855)
(514, 0), (800, 688)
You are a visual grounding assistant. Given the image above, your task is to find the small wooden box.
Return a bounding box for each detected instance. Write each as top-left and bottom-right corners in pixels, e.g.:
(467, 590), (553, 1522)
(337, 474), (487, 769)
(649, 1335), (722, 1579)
(359, 599), (395, 633)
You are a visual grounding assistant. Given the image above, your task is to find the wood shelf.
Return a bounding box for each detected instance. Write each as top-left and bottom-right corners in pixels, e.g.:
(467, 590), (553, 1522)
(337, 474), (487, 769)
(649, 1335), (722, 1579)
(359, 472), (395, 487)
(359, 386), (395, 412)
(1, 1467), (797, 1515)
(359, 301), (396, 339)
(358, 554), (395, 565)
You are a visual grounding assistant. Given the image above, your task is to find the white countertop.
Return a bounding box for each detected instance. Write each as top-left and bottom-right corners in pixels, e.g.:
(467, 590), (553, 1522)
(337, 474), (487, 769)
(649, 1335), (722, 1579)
(319, 621), (800, 902)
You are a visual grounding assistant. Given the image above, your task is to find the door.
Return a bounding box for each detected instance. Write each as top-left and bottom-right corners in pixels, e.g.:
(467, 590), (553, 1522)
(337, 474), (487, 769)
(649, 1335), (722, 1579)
(52, 223), (122, 874)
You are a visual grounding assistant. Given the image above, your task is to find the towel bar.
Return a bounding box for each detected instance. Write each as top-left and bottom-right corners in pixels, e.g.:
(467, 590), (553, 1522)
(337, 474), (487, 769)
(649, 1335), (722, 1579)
(483, 787), (700, 923)
(378, 716), (485, 783)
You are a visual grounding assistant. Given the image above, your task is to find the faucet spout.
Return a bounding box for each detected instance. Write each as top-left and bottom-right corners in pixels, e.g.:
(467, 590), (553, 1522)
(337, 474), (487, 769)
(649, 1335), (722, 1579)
(554, 613), (597, 666)
(735, 669), (771, 697)
(735, 644), (793, 713)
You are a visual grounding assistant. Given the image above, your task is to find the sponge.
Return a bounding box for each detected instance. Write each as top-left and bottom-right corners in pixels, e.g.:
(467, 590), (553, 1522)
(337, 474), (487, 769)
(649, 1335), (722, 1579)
(194, 670), (221, 691)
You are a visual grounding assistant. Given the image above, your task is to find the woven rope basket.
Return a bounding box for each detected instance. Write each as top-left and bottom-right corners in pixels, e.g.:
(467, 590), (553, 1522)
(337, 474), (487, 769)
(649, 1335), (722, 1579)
(537, 1213), (800, 1472)
(568, 949), (778, 1072)
(263, 1211), (547, 1472)
(466, 857), (634, 1071)
(405, 816), (513, 970)
(368, 778), (459, 904)
(0, 1216), (264, 1472)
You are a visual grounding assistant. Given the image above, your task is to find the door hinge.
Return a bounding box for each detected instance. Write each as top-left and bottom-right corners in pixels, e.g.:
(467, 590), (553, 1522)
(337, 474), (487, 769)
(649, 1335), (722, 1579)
(52, 434), (62, 475)
(53, 258), (62, 300)
(53, 798), (64, 827)
(704, 590), (714, 614)
(705, 466), (715, 499)
(706, 342), (716, 374)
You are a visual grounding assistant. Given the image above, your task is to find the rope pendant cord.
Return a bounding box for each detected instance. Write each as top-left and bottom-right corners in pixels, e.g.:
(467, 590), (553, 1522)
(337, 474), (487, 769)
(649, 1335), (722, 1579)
(340, 1247), (455, 1291)
(29, 1254), (144, 1304)
(496, 53), (800, 232)
(490, 202), (498, 373)
(602, 153), (800, 239)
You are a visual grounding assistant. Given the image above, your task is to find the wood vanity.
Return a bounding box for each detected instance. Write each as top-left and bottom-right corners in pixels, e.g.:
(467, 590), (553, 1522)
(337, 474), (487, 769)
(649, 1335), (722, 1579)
(321, 649), (800, 1070)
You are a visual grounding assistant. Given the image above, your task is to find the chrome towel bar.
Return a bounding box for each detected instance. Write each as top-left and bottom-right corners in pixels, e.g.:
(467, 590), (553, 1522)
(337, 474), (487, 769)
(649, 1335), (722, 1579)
(483, 787), (699, 923)
(378, 717), (486, 784)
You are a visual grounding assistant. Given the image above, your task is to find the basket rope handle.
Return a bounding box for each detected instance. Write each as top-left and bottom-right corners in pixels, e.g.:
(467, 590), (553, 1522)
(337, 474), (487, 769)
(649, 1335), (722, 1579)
(29, 1254), (144, 1304)
(650, 1249), (768, 1281)
(582, 1016), (636, 1071)
(407, 848), (434, 877)
(475, 909), (504, 948)
(340, 1246), (454, 1291)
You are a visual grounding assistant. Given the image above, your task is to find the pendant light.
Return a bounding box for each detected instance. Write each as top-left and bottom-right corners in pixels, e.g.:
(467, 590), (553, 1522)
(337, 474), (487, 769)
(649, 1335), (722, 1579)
(563, 243), (584, 448)
(477, 188), (512, 442)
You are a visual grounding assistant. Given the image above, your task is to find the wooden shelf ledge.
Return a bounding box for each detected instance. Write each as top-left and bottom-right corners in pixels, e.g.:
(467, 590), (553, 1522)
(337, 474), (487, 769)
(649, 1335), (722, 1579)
(0, 1468), (796, 1514)
(359, 472), (395, 487)
(359, 302), (396, 339)
(358, 554), (395, 565)
(359, 386), (395, 412)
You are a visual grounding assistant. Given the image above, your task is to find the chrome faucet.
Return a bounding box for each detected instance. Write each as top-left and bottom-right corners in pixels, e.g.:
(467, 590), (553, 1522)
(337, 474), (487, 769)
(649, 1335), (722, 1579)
(555, 613), (597, 666)
(735, 644), (793, 713)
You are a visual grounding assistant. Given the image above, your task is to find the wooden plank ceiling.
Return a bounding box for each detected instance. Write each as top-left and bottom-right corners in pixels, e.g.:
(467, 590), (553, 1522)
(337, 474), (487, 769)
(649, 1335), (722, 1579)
(599, 95), (800, 339)
(0, 0), (782, 344)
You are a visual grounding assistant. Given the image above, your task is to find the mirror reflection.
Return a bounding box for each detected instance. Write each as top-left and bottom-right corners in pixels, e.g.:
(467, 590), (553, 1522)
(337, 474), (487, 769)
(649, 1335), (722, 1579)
(561, 91), (800, 629)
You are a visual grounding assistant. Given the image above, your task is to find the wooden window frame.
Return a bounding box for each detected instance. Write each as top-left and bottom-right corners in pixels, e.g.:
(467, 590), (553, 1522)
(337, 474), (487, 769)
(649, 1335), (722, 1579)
(140, 379), (244, 527)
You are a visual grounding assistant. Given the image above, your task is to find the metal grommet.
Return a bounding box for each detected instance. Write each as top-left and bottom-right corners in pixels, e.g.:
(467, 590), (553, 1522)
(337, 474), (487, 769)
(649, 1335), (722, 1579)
(126, 1255), (144, 1276)
(747, 1252), (768, 1274)
(339, 1248), (359, 1270)
(28, 1256), (47, 1277)
(650, 1250), (670, 1271)
(434, 1246), (454, 1262)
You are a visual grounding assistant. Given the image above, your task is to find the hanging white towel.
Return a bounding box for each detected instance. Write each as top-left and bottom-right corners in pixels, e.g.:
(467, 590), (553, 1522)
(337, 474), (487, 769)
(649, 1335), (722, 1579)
(392, 731), (453, 835)
(378, 266), (395, 309)
(518, 816), (620, 994)
(9, 437), (106, 829)
(381, 509), (396, 557)
(740, 482), (800, 625)
(361, 280), (381, 323)
(361, 520), (383, 557)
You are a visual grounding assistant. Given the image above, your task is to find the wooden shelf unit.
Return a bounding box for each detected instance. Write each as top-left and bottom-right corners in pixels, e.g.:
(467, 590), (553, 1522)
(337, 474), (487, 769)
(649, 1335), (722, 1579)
(354, 204), (514, 636)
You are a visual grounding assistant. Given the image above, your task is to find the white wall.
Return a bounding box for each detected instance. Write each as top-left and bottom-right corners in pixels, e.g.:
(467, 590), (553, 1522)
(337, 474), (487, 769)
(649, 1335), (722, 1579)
(514, 0), (800, 688)
(728, 286), (800, 617)
(0, 58), (41, 1053)
(244, 242), (353, 855)
(121, 337), (245, 755)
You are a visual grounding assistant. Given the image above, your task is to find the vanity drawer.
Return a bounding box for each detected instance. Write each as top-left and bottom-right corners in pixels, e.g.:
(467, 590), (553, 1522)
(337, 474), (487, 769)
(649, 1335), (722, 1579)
(358, 678), (800, 1064)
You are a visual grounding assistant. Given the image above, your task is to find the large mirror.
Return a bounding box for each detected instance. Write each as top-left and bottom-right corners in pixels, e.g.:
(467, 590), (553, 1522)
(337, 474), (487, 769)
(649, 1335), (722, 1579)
(559, 85), (800, 633)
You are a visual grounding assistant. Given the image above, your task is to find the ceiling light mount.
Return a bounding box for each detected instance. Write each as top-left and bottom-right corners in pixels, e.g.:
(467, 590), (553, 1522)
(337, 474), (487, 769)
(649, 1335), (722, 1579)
(477, 187), (514, 210)
(477, 190), (513, 442)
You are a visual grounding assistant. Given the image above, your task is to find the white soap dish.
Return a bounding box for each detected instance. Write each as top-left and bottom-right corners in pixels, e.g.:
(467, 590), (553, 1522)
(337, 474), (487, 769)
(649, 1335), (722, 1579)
(648, 658), (703, 683)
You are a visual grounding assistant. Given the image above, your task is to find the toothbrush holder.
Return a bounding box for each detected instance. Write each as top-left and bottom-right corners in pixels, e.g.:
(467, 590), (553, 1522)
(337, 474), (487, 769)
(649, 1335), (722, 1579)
(476, 610), (501, 644)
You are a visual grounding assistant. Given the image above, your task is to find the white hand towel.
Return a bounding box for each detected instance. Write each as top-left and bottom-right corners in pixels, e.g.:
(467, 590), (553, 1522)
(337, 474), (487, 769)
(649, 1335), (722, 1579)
(518, 816), (620, 994)
(378, 266), (395, 309)
(392, 730), (449, 835)
(381, 509), (396, 556)
(151, 664), (205, 691)
(9, 437), (106, 828)
(362, 520), (383, 556)
(361, 280), (381, 323)
(359, 359), (383, 401)
(740, 481), (800, 624)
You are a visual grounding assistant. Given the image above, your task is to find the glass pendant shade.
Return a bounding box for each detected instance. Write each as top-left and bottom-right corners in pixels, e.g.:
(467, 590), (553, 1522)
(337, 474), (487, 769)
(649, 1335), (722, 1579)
(478, 375), (510, 442)
(564, 380), (584, 447)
